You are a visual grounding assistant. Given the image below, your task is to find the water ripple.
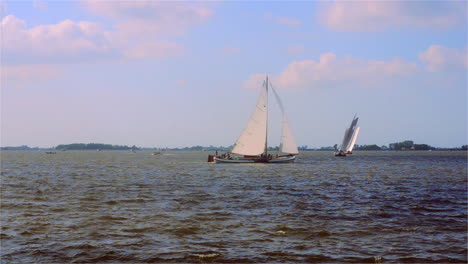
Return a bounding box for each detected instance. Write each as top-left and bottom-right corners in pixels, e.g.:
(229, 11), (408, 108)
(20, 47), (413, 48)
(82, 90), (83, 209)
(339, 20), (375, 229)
(1, 150), (466, 263)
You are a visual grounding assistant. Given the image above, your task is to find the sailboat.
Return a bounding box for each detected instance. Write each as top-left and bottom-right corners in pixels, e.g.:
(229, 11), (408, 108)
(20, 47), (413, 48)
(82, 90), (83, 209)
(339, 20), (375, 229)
(335, 115), (360, 157)
(211, 76), (298, 163)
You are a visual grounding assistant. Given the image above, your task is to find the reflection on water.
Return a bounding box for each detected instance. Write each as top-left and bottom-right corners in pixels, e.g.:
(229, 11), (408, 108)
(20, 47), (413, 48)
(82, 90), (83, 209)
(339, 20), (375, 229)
(1, 151), (467, 263)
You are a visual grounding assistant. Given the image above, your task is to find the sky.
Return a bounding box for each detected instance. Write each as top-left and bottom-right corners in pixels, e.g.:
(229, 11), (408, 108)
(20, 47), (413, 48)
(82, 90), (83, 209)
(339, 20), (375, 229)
(1, 1), (467, 148)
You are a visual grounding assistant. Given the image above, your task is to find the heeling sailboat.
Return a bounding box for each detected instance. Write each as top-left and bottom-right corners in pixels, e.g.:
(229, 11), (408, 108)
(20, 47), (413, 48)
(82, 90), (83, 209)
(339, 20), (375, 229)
(335, 115), (360, 157)
(212, 76), (298, 163)
(346, 126), (360, 154)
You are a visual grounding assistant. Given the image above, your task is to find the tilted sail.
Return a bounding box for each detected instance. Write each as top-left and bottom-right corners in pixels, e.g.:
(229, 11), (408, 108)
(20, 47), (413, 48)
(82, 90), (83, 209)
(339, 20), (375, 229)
(339, 115), (359, 152)
(231, 83), (268, 156)
(350, 116), (358, 128)
(271, 86), (299, 154)
(339, 128), (351, 151)
(346, 127), (360, 152)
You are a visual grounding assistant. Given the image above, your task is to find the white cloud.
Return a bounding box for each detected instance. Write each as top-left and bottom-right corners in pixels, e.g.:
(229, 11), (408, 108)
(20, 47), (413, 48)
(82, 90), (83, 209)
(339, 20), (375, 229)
(82, 1), (213, 36)
(1, 15), (115, 63)
(419, 45), (467, 72)
(245, 53), (418, 89)
(318, 1), (466, 32)
(247, 45), (466, 90)
(1, 2), (214, 64)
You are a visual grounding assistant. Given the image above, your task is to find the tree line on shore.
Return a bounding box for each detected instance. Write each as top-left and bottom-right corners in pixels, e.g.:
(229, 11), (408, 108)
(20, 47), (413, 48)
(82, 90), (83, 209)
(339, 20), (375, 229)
(1, 141), (467, 151)
(55, 143), (139, 151)
(314, 140), (467, 151)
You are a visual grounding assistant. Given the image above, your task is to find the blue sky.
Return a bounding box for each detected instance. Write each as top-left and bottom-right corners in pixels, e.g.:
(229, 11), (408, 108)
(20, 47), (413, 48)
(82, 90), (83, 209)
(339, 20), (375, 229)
(1, 1), (467, 148)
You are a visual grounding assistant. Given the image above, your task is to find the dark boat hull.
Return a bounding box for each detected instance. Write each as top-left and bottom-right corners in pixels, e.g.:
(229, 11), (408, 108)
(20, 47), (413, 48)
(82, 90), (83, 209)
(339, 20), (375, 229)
(334, 151), (346, 157)
(214, 155), (296, 163)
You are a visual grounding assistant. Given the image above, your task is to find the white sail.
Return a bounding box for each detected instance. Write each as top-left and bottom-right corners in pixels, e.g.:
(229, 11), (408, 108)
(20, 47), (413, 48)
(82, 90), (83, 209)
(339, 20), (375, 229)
(271, 86), (298, 154)
(339, 115), (359, 152)
(231, 83), (268, 156)
(346, 127), (360, 152)
(339, 128), (351, 151)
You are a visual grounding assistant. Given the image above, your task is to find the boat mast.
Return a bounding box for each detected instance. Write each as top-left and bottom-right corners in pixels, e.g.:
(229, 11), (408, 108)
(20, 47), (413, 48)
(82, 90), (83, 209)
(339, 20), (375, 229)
(264, 75), (268, 156)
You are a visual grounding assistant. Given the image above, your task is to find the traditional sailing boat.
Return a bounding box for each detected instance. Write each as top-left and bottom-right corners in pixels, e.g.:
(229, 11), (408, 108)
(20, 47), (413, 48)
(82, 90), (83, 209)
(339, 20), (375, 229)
(335, 115), (360, 157)
(210, 76), (298, 163)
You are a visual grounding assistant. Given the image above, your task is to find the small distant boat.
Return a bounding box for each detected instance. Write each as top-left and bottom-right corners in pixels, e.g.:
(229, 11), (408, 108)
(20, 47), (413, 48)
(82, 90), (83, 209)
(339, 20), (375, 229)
(335, 115), (360, 157)
(151, 152), (161, 156)
(210, 76), (298, 163)
(45, 151), (56, 154)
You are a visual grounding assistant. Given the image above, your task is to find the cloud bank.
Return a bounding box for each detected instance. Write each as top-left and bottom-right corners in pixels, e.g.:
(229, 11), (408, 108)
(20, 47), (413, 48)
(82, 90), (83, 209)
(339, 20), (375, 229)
(419, 45), (468, 72)
(246, 45), (466, 89)
(1, 1), (213, 64)
(318, 1), (466, 32)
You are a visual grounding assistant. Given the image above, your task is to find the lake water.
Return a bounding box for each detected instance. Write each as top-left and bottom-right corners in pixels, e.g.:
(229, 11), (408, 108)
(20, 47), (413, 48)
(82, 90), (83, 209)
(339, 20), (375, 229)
(1, 150), (466, 263)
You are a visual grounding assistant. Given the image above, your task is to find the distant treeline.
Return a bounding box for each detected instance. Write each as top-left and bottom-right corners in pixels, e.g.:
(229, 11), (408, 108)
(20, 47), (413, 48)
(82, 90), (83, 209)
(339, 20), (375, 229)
(2, 141), (467, 151)
(351, 141), (467, 151)
(0, 145), (53, 150)
(387, 140), (433, 150)
(314, 140), (467, 151)
(55, 143), (139, 151)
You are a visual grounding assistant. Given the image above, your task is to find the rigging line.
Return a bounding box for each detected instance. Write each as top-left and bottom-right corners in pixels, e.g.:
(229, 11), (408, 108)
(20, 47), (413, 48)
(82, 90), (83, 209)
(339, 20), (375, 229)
(268, 80), (298, 155)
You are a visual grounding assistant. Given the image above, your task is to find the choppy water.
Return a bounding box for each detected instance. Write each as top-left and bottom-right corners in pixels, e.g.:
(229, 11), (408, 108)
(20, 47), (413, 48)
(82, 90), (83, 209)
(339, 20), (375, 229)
(1, 150), (466, 263)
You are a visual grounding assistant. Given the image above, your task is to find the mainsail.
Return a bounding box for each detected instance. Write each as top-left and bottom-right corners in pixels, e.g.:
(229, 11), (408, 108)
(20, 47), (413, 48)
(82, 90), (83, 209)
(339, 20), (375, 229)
(271, 86), (299, 154)
(231, 82), (268, 156)
(339, 115), (359, 152)
(340, 128), (351, 152)
(346, 127), (360, 152)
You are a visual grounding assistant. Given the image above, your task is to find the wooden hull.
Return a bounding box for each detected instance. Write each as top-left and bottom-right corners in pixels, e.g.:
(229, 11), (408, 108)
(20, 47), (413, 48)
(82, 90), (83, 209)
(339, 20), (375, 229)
(334, 151), (346, 157)
(215, 155), (296, 163)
